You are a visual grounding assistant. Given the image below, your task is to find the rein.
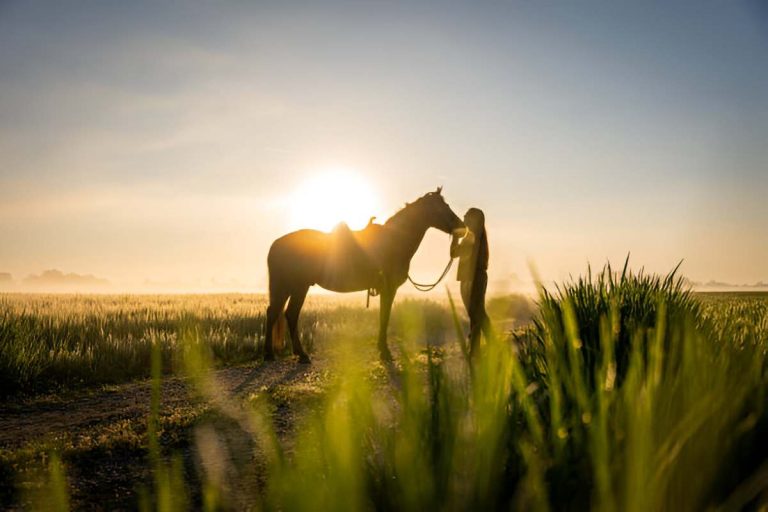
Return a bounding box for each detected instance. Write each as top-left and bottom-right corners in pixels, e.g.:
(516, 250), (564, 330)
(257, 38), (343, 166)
(365, 214), (462, 305)
(408, 257), (454, 292)
(366, 257), (455, 307)
(408, 230), (462, 292)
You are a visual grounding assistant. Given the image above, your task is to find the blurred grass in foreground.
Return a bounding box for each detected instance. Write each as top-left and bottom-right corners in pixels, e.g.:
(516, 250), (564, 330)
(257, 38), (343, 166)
(14, 270), (768, 510)
(192, 267), (768, 510)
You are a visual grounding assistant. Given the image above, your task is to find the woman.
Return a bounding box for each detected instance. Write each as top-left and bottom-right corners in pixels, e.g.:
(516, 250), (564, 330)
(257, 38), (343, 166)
(451, 208), (492, 357)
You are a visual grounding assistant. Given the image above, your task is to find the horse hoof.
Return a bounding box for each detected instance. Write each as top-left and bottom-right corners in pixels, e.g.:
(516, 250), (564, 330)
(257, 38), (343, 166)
(298, 354), (311, 364)
(264, 352), (276, 362)
(379, 350), (393, 362)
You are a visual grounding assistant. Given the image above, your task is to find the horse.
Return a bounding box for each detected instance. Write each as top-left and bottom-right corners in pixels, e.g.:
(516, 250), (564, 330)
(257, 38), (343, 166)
(264, 187), (464, 363)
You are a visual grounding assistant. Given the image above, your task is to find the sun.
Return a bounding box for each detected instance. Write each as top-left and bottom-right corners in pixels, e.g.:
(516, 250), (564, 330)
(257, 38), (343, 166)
(289, 169), (380, 231)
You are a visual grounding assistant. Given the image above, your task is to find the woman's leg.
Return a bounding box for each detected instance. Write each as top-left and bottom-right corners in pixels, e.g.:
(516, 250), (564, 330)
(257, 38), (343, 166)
(460, 280), (477, 356)
(468, 272), (490, 356)
(460, 279), (473, 314)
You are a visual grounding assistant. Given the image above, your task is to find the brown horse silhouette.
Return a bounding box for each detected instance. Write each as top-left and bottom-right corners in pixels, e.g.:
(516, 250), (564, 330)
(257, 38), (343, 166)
(265, 187), (464, 362)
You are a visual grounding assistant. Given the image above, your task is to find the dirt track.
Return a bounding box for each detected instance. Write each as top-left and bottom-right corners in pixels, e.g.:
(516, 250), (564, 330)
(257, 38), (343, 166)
(0, 359), (324, 449)
(0, 357), (329, 510)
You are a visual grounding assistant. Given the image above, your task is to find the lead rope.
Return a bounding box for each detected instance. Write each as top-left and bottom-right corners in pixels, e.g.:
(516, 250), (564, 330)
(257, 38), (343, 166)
(408, 257), (454, 292)
(366, 257), (454, 307)
(367, 232), (461, 306)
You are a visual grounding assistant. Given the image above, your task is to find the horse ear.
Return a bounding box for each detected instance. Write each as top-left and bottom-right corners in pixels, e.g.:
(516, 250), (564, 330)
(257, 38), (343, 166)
(436, 186), (443, 195)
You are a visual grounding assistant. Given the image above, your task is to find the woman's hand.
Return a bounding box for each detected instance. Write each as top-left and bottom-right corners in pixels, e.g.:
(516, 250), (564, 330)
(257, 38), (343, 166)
(452, 226), (469, 238)
(450, 228), (475, 258)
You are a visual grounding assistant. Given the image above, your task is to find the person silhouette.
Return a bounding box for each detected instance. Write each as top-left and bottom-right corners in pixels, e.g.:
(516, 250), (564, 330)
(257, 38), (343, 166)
(451, 208), (492, 357)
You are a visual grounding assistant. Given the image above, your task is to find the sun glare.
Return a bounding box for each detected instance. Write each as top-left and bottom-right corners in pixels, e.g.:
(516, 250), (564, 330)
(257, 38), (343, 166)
(289, 169), (380, 231)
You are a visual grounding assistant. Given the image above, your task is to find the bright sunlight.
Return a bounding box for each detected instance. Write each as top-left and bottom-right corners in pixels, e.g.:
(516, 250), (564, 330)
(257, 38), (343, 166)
(288, 169), (380, 231)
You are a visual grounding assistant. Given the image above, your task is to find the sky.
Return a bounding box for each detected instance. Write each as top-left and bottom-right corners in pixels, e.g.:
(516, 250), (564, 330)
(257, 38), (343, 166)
(1, 1), (767, 293)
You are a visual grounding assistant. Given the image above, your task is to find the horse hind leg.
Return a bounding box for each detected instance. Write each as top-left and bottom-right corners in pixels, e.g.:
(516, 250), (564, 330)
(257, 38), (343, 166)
(265, 289), (289, 361)
(285, 286), (311, 364)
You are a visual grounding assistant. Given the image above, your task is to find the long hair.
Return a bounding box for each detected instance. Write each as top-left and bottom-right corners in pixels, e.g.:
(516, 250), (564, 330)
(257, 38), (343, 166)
(465, 208), (485, 236)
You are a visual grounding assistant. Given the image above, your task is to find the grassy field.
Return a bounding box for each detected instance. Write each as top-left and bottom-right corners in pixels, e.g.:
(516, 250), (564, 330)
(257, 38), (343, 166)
(1, 271), (767, 510)
(0, 293), (534, 397)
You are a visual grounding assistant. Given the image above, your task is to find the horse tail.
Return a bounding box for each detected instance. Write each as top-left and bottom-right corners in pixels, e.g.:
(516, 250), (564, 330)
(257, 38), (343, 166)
(271, 311), (287, 353)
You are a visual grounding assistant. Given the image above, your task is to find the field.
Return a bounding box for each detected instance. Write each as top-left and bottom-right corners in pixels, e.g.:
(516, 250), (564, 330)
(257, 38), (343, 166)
(0, 270), (767, 510)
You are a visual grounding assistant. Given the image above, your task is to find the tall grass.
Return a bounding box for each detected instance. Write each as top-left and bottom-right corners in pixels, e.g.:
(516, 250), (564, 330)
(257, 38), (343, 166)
(521, 265), (767, 510)
(0, 293), (477, 396)
(0, 294), (366, 395)
(247, 265), (767, 510)
(141, 266), (768, 510)
(12, 270), (768, 510)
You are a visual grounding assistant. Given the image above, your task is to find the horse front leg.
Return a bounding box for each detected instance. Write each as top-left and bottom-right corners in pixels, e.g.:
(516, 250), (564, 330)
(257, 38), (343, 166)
(378, 288), (395, 361)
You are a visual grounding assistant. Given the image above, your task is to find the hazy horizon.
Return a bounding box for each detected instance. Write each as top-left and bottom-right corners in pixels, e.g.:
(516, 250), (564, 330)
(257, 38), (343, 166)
(2, 1), (766, 294)
(1, 265), (767, 296)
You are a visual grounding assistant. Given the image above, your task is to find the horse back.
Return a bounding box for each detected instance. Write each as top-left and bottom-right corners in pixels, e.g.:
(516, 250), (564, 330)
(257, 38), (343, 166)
(268, 227), (385, 292)
(269, 229), (329, 265)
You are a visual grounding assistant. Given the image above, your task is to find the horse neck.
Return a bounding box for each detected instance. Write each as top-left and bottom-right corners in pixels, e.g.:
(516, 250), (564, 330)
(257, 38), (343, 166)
(384, 206), (431, 259)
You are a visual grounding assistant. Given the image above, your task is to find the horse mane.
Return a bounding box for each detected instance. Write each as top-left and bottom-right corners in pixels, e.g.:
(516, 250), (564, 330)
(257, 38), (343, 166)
(384, 191), (438, 227)
(383, 202), (415, 227)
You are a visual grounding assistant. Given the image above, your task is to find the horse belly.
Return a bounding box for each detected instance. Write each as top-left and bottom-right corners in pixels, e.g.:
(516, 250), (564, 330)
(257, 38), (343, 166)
(315, 274), (375, 293)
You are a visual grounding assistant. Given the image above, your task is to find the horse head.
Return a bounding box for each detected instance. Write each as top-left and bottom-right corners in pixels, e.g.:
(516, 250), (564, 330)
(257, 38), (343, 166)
(415, 187), (464, 234)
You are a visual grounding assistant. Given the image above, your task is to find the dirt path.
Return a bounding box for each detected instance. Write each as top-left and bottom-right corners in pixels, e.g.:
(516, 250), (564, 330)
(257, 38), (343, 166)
(0, 358), (326, 450)
(0, 357), (332, 510)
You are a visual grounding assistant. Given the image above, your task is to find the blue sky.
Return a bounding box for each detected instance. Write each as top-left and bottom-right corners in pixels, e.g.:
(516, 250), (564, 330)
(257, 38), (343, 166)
(1, 1), (766, 291)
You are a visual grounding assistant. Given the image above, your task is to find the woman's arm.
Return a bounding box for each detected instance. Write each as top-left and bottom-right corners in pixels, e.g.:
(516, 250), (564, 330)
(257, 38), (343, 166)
(451, 231), (475, 258)
(450, 234), (461, 258)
